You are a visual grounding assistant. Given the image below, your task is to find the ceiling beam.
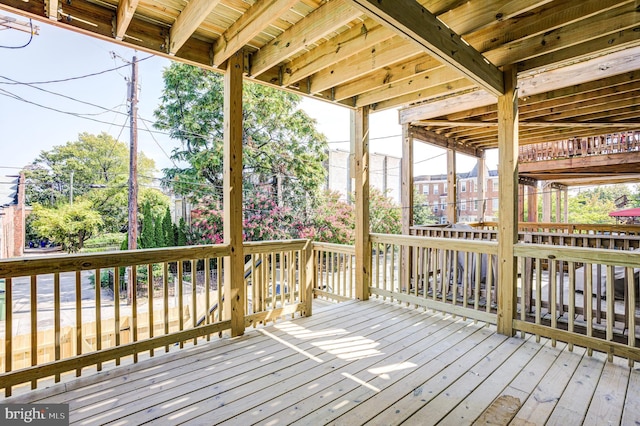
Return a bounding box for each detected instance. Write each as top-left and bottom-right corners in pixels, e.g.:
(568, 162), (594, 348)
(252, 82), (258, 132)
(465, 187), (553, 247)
(44, 0), (58, 20)
(309, 36), (416, 95)
(212, 0), (298, 68)
(344, 0), (504, 96)
(281, 19), (393, 88)
(415, 120), (640, 128)
(400, 46), (640, 123)
(169, 0), (222, 55)
(114, 0), (139, 40)
(411, 126), (482, 158)
(249, 0), (362, 77)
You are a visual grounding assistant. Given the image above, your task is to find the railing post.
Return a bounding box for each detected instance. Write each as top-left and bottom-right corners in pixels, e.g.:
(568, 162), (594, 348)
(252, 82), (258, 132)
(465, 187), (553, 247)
(223, 50), (245, 337)
(303, 240), (314, 317)
(497, 65), (518, 336)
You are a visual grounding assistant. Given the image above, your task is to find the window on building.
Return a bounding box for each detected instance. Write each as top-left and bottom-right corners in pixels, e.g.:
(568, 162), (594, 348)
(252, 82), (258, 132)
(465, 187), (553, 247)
(441, 201), (446, 210)
(461, 200), (467, 211)
(492, 179), (499, 191)
(492, 198), (499, 210)
(460, 181), (467, 192)
(473, 198), (478, 210)
(443, 183), (447, 193)
(433, 185), (439, 195)
(422, 185), (429, 195)
(433, 205), (438, 212)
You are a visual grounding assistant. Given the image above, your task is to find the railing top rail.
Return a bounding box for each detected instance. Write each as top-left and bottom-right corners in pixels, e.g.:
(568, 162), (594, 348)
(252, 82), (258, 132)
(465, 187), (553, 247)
(514, 242), (640, 268)
(0, 244), (231, 278)
(312, 241), (356, 254)
(243, 239), (308, 254)
(370, 233), (498, 254)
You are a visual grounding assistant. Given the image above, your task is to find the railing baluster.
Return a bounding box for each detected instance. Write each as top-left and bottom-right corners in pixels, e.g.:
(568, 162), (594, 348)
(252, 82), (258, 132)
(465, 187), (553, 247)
(5, 277), (12, 397)
(628, 267), (636, 368)
(586, 263), (593, 356)
(606, 265), (615, 362)
(75, 270), (82, 376)
(132, 266), (138, 362)
(568, 261), (575, 352)
(96, 268), (102, 370)
(54, 273), (61, 382)
(178, 261), (184, 349)
(148, 263), (154, 355)
(115, 268), (121, 364)
(163, 262), (169, 352)
(192, 259), (197, 346)
(30, 275), (37, 389)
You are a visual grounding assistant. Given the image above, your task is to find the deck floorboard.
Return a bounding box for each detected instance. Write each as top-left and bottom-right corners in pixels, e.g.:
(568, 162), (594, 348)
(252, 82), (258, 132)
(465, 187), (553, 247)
(3, 299), (637, 426)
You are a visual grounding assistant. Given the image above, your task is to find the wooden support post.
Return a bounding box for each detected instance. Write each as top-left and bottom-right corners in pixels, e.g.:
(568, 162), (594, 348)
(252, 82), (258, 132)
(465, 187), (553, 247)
(355, 106), (370, 301)
(223, 51), (245, 337)
(400, 123), (413, 291)
(527, 184), (538, 223)
(542, 182), (551, 222)
(518, 184), (525, 222)
(446, 149), (457, 224)
(497, 65), (518, 336)
(303, 240), (313, 317)
(555, 186), (562, 223)
(477, 153), (486, 223)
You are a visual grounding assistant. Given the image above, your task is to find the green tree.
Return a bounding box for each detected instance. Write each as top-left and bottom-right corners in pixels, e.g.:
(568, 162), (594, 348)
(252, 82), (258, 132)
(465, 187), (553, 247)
(162, 207), (173, 246)
(23, 132), (160, 233)
(30, 201), (103, 252)
(413, 189), (437, 225)
(300, 191), (355, 244)
(153, 63), (328, 208)
(140, 201), (155, 249)
(568, 185), (635, 224)
(369, 188), (401, 235)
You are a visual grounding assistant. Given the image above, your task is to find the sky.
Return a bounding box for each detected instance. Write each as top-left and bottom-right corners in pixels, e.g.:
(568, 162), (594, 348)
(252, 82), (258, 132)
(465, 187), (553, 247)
(0, 11), (494, 186)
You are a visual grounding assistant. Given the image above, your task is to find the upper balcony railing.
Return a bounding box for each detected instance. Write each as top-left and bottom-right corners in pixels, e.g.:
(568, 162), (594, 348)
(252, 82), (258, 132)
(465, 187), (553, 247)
(518, 131), (640, 163)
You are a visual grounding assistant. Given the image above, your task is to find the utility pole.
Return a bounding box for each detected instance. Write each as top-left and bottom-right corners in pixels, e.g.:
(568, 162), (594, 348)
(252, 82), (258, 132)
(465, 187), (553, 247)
(127, 55), (139, 303)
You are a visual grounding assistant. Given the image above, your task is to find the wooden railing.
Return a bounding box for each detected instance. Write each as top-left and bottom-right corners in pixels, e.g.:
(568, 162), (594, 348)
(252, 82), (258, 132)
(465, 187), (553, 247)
(370, 234), (498, 324)
(312, 242), (356, 302)
(468, 222), (640, 236)
(514, 243), (640, 365)
(411, 226), (640, 364)
(0, 240), (313, 396)
(518, 131), (640, 163)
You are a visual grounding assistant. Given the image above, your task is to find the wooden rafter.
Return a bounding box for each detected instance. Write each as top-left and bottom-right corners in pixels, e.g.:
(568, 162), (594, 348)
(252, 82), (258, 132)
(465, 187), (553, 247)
(281, 19), (393, 88)
(212, 0), (298, 67)
(249, 0), (362, 78)
(114, 0), (139, 40)
(344, 0), (504, 96)
(44, 0), (58, 20)
(416, 121), (640, 128)
(169, 0), (222, 55)
(411, 127), (482, 158)
(310, 37), (416, 95)
(400, 45), (640, 123)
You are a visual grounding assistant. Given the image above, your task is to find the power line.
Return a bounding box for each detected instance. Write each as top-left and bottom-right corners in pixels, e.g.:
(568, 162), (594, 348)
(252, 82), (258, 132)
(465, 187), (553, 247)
(0, 19), (34, 49)
(0, 55), (153, 85)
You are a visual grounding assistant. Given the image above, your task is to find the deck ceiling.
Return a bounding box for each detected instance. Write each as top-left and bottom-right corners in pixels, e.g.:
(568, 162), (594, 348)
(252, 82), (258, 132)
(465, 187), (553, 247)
(1, 0), (640, 151)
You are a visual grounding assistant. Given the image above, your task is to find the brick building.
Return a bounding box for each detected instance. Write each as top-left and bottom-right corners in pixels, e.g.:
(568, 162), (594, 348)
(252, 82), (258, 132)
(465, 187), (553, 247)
(414, 164), (499, 224)
(0, 173), (25, 258)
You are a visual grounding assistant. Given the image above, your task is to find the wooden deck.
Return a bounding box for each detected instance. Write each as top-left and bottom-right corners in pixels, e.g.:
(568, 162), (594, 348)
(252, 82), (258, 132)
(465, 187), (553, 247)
(5, 299), (640, 425)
